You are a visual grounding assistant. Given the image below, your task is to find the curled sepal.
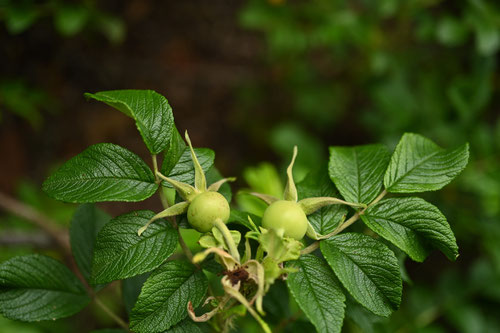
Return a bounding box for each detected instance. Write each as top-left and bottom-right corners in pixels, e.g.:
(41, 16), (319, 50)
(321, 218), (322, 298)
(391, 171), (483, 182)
(185, 131), (207, 191)
(187, 296), (230, 322)
(283, 146), (298, 202)
(156, 171), (199, 201)
(199, 228), (241, 252)
(221, 278), (271, 333)
(248, 192), (279, 205)
(306, 221), (322, 240)
(138, 201), (189, 236)
(208, 177), (236, 192)
(193, 247), (239, 270)
(214, 218), (241, 263)
(245, 260), (266, 315)
(299, 196), (366, 215)
(242, 237), (252, 263)
(259, 228), (303, 264)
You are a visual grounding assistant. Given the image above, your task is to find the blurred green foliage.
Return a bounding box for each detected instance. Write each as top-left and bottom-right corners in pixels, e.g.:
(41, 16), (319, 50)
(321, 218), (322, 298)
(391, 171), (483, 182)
(238, 0), (500, 331)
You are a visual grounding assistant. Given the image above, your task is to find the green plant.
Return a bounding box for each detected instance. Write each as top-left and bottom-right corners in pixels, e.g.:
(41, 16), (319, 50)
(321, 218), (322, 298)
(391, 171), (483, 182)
(0, 89), (469, 332)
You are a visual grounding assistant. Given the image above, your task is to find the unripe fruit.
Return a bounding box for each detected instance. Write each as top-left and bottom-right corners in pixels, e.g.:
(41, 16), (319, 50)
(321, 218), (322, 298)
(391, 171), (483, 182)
(261, 200), (308, 240)
(187, 191), (230, 233)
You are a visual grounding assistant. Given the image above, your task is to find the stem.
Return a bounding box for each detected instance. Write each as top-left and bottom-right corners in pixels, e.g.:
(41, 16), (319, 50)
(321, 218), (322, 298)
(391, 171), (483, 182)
(94, 297), (130, 331)
(214, 218), (240, 263)
(152, 155), (194, 262)
(301, 190), (388, 255)
(0, 192), (70, 253)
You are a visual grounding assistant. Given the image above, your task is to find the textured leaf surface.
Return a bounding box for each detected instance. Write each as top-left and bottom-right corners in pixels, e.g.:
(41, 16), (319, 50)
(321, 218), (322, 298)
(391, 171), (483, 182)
(43, 143), (157, 203)
(361, 197), (458, 261)
(70, 204), (110, 283)
(162, 148), (214, 188)
(329, 144), (390, 204)
(162, 318), (203, 333)
(384, 133), (469, 193)
(91, 210), (177, 284)
(0, 255), (89, 321)
(297, 169), (347, 234)
(287, 254), (345, 333)
(85, 90), (174, 154)
(321, 233), (402, 317)
(130, 261), (208, 333)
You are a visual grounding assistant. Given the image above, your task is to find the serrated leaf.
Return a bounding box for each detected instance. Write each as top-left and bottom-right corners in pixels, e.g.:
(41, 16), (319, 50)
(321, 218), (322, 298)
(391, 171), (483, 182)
(85, 90), (174, 154)
(384, 133), (469, 193)
(91, 210), (178, 284)
(161, 128), (215, 188)
(297, 169), (347, 234)
(329, 144), (390, 204)
(70, 204), (111, 283)
(162, 318), (203, 333)
(130, 261), (208, 333)
(0, 254), (90, 321)
(287, 254), (345, 333)
(122, 272), (150, 315)
(321, 233), (402, 317)
(43, 143), (157, 203)
(361, 197), (458, 262)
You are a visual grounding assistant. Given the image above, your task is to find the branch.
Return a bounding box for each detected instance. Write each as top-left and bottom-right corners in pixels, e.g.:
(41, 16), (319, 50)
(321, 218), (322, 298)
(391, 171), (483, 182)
(0, 191), (70, 253)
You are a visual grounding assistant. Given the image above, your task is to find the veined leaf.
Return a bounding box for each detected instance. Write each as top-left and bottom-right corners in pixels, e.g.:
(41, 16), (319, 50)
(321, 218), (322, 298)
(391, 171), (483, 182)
(297, 169), (347, 234)
(162, 318), (203, 333)
(130, 261), (208, 333)
(43, 143), (157, 203)
(0, 255), (89, 321)
(321, 233), (402, 317)
(70, 204), (110, 283)
(329, 144), (390, 204)
(161, 128), (214, 188)
(384, 133), (469, 193)
(85, 90), (174, 154)
(361, 197), (458, 261)
(91, 210), (177, 284)
(287, 254), (345, 333)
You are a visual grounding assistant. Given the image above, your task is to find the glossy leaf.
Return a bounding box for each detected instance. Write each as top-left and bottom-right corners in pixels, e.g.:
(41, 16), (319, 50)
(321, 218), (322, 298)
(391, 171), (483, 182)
(384, 133), (469, 193)
(0, 255), (89, 321)
(329, 144), (390, 204)
(91, 210), (177, 284)
(287, 254), (346, 333)
(361, 197), (458, 261)
(70, 204), (110, 283)
(130, 261), (208, 333)
(43, 143), (157, 203)
(85, 90), (174, 154)
(321, 233), (402, 317)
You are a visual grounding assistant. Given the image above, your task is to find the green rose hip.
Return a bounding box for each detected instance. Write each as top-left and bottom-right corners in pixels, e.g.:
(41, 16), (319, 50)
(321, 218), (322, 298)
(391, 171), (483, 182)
(187, 191), (230, 233)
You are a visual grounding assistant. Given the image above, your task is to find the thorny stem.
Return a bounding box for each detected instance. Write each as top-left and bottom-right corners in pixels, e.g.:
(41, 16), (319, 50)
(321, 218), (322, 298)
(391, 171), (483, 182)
(301, 190), (388, 255)
(152, 155), (194, 262)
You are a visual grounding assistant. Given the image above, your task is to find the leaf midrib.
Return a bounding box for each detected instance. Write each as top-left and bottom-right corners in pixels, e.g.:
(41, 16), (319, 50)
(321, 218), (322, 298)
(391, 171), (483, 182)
(389, 148), (441, 189)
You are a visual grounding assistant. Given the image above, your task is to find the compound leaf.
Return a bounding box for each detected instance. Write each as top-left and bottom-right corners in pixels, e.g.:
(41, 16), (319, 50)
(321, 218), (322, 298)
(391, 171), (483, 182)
(70, 204), (111, 283)
(0, 254), (89, 321)
(384, 133), (469, 193)
(321, 233), (402, 317)
(361, 197), (458, 262)
(329, 144), (390, 204)
(130, 261), (208, 333)
(297, 168), (348, 234)
(43, 143), (157, 203)
(85, 90), (174, 154)
(91, 210), (177, 284)
(287, 254), (345, 333)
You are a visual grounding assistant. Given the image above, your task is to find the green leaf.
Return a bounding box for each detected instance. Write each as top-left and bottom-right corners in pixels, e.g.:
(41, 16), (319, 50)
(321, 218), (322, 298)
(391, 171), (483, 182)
(329, 144), (390, 204)
(206, 167), (232, 202)
(122, 273), (150, 315)
(361, 197), (458, 262)
(161, 137), (214, 189)
(85, 90), (174, 154)
(43, 143), (157, 203)
(384, 133), (469, 193)
(0, 254), (90, 321)
(162, 318), (203, 333)
(91, 330), (127, 333)
(91, 211), (178, 284)
(287, 254), (346, 333)
(70, 204), (111, 283)
(228, 210), (261, 232)
(321, 233), (402, 317)
(297, 169), (348, 234)
(130, 261), (208, 333)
